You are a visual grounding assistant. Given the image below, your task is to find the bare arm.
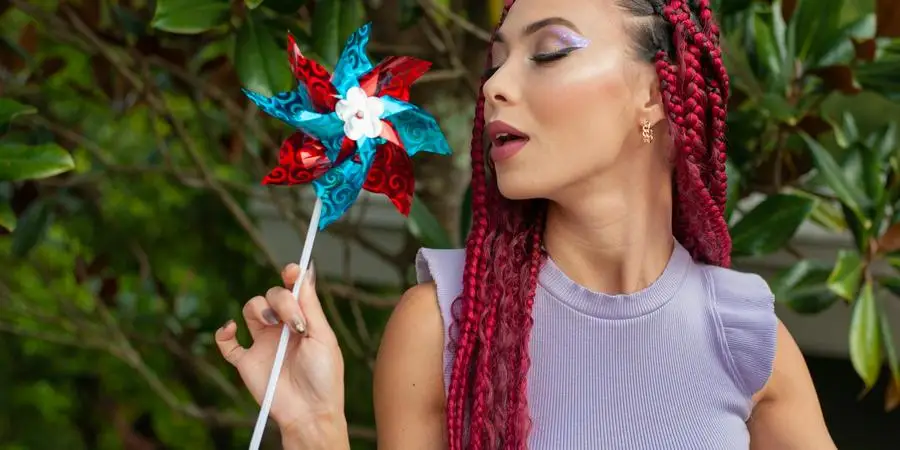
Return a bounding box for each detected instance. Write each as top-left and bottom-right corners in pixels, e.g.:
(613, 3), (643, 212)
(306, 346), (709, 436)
(749, 320), (836, 450)
(373, 282), (448, 449)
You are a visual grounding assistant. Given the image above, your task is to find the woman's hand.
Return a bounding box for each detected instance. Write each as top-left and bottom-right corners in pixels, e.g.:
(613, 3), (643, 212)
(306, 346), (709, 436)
(215, 263), (348, 448)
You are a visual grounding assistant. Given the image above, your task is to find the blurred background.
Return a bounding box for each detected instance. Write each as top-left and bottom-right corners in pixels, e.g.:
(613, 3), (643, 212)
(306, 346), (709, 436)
(1, 0), (899, 448)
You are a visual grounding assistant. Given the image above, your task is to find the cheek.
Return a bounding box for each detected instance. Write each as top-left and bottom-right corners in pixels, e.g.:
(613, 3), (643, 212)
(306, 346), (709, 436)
(527, 61), (633, 146)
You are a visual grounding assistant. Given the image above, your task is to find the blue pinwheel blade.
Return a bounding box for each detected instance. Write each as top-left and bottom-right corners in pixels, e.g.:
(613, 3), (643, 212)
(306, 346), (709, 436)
(243, 88), (346, 154)
(312, 139), (378, 229)
(384, 105), (452, 157)
(332, 23), (375, 97)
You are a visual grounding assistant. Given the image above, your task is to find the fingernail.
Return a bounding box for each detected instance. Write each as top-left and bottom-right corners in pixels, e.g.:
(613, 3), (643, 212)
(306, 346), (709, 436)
(262, 308), (279, 325)
(220, 319), (234, 330)
(306, 260), (317, 287)
(291, 316), (307, 335)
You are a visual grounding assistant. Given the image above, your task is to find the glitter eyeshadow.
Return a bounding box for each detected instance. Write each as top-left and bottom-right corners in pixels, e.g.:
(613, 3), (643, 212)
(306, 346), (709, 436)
(551, 27), (591, 49)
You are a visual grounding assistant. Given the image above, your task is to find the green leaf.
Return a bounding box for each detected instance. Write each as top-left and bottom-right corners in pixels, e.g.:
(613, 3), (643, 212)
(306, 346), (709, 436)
(0, 98), (37, 129)
(11, 200), (52, 258)
(408, 195), (453, 249)
(245, 0), (264, 9)
(752, 11), (784, 88)
(861, 142), (887, 230)
(759, 93), (796, 124)
(151, 0), (231, 35)
(816, 14), (877, 68)
(234, 11), (292, 97)
(770, 260), (839, 314)
(800, 132), (868, 223)
(724, 160), (740, 224)
(311, 0), (341, 67)
(0, 143), (75, 182)
(0, 199), (15, 231)
(880, 308), (900, 402)
(842, 202), (869, 252)
(310, 0), (366, 68)
(338, 0), (366, 43)
(769, 0), (789, 78)
(730, 193), (816, 256)
(827, 250), (864, 301)
(833, 111), (860, 148)
(789, 0), (846, 67)
(872, 121), (898, 162)
(808, 198), (846, 232)
(458, 185), (472, 247)
(849, 280), (883, 391)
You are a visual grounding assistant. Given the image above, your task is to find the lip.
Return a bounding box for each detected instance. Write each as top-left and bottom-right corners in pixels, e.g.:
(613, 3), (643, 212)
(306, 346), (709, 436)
(486, 120), (530, 162)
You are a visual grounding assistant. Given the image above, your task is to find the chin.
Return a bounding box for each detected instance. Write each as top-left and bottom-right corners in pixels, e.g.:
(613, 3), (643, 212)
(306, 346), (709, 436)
(495, 170), (546, 200)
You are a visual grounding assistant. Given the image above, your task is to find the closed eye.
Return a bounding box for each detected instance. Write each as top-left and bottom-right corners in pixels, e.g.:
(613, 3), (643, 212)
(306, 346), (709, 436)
(483, 46), (579, 79)
(531, 46), (580, 63)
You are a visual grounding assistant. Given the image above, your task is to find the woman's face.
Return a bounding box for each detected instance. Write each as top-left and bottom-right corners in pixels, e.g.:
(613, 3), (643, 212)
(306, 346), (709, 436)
(483, 0), (662, 201)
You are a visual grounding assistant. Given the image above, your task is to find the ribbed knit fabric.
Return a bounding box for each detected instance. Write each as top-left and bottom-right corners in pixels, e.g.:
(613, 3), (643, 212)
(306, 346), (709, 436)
(415, 240), (778, 449)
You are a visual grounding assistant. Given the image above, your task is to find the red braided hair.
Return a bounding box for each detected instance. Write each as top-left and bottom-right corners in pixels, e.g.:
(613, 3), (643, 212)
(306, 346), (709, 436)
(446, 1), (732, 448)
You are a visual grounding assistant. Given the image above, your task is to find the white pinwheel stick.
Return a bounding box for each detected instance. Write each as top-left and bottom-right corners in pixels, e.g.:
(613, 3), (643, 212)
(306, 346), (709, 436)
(249, 197), (323, 450)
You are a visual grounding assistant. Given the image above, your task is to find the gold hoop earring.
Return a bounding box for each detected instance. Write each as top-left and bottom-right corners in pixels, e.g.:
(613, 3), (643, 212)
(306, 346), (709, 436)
(641, 119), (653, 144)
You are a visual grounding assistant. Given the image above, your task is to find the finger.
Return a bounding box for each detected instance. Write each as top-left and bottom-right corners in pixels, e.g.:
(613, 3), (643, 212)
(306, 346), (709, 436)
(296, 261), (328, 332)
(281, 263), (300, 289)
(215, 320), (247, 366)
(265, 285), (308, 335)
(242, 295), (280, 337)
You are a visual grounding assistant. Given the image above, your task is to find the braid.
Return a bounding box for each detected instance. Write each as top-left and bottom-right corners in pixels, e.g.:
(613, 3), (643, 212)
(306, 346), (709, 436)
(448, 89), (489, 449)
(503, 208), (545, 450)
(634, 0), (732, 266)
(448, 8), (509, 449)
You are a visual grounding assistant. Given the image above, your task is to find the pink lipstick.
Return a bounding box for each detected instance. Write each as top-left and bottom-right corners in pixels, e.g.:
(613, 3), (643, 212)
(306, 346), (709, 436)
(487, 121), (530, 162)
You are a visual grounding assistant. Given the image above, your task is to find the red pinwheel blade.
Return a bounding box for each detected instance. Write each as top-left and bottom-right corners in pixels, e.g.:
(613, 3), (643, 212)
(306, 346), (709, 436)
(359, 56), (432, 101)
(363, 142), (414, 215)
(262, 132), (331, 185)
(336, 137), (356, 165)
(379, 121), (402, 147)
(287, 34), (338, 112)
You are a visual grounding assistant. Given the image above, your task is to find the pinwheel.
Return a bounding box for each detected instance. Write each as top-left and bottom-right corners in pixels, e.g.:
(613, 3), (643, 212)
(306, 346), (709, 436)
(241, 23), (452, 449)
(243, 22), (451, 229)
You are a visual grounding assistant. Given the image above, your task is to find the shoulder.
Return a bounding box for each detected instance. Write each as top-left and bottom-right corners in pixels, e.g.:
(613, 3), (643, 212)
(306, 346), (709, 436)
(374, 247), (466, 410)
(375, 281), (444, 382)
(373, 281), (447, 445)
(747, 320), (836, 448)
(700, 264), (778, 398)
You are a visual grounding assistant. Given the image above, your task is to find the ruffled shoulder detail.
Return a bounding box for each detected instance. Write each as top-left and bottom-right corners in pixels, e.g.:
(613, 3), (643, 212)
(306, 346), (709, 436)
(705, 265), (778, 398)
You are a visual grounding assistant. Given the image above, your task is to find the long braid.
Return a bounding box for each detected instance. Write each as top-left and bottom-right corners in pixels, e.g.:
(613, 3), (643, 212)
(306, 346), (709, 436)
(448, 90), (489, 450)
(503, 207), (545, 450)
(696, 0), (730, 214)
(448, 9), (508, 449)
(654, 0), (731, 266)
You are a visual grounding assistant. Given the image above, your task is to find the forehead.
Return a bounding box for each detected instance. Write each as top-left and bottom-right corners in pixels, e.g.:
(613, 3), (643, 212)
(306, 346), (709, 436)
(499, 0), (624, 37)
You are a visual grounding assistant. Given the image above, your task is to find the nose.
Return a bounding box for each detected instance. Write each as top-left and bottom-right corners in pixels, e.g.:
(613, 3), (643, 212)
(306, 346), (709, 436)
(483, 65), (517, 109)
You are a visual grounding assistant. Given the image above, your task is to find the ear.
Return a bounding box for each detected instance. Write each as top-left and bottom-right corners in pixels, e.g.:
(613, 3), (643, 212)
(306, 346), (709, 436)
(636, 68), (667, 126)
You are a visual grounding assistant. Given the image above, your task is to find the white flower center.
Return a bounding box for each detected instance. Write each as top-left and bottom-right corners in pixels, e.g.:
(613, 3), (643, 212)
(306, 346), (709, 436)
(334, 87), (384, 142)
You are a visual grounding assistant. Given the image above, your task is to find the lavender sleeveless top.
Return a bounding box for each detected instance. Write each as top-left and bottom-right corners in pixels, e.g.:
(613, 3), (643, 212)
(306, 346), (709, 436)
(415, 240), (777, 449)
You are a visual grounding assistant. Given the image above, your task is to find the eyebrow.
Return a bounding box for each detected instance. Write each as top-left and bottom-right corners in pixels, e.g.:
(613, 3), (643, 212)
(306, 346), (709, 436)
(494, 17), (581, 43)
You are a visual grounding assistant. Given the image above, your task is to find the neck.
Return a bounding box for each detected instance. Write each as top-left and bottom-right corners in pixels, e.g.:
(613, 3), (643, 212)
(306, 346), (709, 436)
(542, 169), (674, 295)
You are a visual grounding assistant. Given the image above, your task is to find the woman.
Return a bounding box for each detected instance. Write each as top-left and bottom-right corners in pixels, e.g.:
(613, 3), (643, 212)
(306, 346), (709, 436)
(215, 0), (837, 448)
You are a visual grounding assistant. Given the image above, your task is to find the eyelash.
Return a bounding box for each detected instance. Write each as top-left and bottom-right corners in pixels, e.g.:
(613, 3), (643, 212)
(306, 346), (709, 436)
(483, 46), (579, 79)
